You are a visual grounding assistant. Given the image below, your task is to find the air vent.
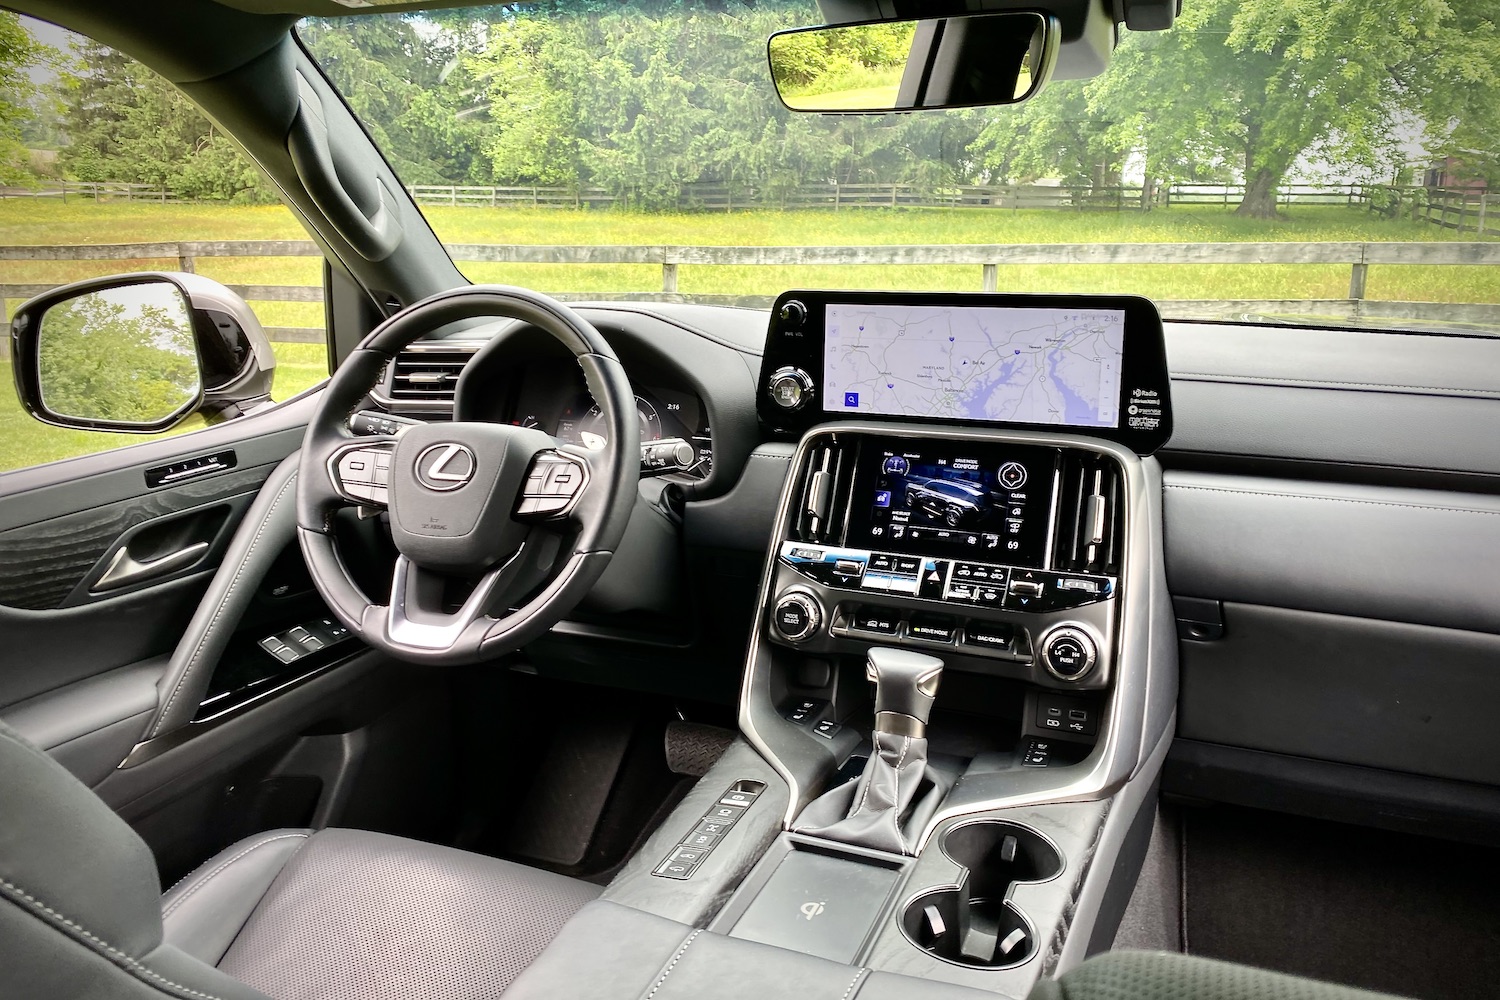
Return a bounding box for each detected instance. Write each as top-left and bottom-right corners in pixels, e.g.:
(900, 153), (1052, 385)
(795, 440), (858, 544)
(1052, 451), (1123, 575)
(386, 349), (474, 403)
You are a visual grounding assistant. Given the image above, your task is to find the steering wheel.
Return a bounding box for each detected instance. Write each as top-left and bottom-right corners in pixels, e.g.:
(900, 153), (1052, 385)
(296, 286), (639, 665)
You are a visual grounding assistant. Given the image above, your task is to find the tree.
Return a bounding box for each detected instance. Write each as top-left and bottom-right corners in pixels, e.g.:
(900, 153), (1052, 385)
(300, 16), (488, 184)
(58, 37), (276, 201)
(0, 12), (57, 183)
(1089, 0), (1500, 217)
(38, 287), (199, 424)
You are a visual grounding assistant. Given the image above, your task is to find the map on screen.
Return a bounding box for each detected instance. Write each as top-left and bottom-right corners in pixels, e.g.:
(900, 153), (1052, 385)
(822, 303), (1125, 428)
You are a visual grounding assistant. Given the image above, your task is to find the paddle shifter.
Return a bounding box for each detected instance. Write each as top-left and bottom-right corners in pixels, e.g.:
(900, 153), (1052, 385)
(794, 647), (951, 855)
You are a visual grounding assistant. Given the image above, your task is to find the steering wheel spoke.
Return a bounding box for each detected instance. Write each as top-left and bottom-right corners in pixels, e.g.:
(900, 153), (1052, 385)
(384, 552), (522, 652)
(326, 436), (399, 508)
(513, 448), (591, 522)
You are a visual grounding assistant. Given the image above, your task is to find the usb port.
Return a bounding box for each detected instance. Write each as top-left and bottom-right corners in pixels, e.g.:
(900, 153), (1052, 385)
(1068, 709), (1088, 722)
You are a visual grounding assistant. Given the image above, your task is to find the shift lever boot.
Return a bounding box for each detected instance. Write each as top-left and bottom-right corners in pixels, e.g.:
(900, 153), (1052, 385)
(794, 647), (949, 855)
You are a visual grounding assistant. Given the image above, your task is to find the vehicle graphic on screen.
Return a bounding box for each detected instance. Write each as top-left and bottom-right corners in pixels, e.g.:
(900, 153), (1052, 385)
(902, 477), (989, 527)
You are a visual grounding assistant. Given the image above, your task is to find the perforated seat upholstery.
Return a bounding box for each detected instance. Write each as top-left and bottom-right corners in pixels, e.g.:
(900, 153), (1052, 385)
(1032, 951), (1414, 1000)
(0, 720), (599, 1000)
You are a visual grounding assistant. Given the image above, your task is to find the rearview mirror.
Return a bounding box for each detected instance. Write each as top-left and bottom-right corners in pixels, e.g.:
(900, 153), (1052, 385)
(768, 11), (1057, 113)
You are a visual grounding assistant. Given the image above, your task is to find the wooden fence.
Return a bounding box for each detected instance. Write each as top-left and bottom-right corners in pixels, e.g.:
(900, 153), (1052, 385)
(2, 239), (1498, 356)
(8, 179), (1490, 228)
(1423, 189), (1493, 236)
(403, 181), (1406, 213)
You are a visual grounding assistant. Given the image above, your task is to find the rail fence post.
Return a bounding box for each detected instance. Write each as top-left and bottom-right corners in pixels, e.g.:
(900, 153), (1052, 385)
(177, 244), (196, 274)
(1348, 261), (1369, 300)
(982, 264), (998, 293)
(1479, 194), (1489, 238)
(662, 258), (679, 295)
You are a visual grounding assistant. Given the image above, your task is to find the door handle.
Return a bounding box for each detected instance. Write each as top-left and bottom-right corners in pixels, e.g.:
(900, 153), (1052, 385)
(91, 541), (211, 594)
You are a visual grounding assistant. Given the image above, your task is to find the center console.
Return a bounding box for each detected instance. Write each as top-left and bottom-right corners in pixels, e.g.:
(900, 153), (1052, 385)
(588, 290), (1180, 997)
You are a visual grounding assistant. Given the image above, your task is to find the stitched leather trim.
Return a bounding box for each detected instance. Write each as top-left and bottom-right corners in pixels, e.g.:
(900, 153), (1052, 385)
(150, 470), (298, 738)
(642, 929), (700, 1000)
(161, 832), (309, 919)
(840, 968), (869, 999)
(0, 876), (230, 1000)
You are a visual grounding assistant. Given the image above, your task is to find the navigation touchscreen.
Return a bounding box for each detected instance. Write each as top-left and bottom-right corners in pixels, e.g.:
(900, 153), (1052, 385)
(846, 438), (1058, 567)
(823, 303), (1125, 429)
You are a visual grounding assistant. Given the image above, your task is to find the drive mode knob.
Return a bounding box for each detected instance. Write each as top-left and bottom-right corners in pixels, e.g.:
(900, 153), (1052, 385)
(1040, 626), (1098, 681)
(773, 591), (822, 643)
(768, 366), (814, 411)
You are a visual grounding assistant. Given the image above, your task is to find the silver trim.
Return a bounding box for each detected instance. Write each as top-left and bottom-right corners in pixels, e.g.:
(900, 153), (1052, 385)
(370, 340), (486, 412)
(771, 588), (822, 643)
(385, 552), (517, 651)
(1042, 457), (1062, 571)
(737, 421), (1176, 852)
(414, 442), (476, 491)
(1037, 623), (1101, 682)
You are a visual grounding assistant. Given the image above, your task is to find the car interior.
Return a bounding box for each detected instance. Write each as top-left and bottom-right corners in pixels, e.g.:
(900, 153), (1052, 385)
(3, 2), (1500, 999)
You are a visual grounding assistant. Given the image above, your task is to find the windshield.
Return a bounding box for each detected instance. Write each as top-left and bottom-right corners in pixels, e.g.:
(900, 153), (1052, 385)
(296, 1), (1498, 336)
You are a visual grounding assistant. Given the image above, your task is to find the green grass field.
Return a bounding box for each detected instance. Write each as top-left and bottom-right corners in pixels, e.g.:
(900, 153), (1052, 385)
(0, 197), (1494, 473)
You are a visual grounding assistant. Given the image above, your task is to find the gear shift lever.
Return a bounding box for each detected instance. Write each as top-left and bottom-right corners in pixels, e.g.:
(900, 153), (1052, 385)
(793, 647), (950, 855)
(869, 647), (944, 738)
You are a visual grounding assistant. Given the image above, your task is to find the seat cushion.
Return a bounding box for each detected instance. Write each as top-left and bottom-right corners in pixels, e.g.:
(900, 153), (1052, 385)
(163, 828), (601, 1000)
(1030, 951), (1414, 1000)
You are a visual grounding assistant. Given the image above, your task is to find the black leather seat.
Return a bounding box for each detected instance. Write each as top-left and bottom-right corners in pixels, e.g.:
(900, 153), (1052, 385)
(0, 720), (599, 1000)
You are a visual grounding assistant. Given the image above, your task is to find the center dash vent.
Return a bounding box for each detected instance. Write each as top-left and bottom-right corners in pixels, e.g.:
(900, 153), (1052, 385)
(1052, 451), (1123, 575)
(386, 349), (475, 403)
(794, 440), (857, 544)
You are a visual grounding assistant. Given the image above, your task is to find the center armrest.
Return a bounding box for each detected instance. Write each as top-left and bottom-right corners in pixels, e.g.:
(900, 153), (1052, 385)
(503, 899), (1014, 1000)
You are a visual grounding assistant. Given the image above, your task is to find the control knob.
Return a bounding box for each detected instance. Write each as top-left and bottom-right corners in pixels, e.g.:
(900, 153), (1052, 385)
(1039, 626), (1098, 681)
(768, 366), (815, 412)
(778, 299), (807, 326)
(772, 591), (822, 643)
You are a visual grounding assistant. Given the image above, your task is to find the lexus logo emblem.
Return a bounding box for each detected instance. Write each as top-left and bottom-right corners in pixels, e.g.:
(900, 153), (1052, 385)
(414, 443), (476, 491)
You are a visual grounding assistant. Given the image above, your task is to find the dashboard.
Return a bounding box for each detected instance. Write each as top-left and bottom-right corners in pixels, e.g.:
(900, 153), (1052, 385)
(753, 290), (1170, 702)
(370, 289), (1500, 846)
(507, 370), (714, 480)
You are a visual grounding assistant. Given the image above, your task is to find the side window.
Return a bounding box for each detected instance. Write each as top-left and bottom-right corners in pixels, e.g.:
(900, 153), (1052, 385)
(0, 14), (328, 474)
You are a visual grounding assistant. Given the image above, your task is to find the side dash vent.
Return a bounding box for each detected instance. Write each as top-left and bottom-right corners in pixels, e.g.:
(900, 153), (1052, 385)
(1052, 451), (1123, 575)
(795, 440), (858, 544)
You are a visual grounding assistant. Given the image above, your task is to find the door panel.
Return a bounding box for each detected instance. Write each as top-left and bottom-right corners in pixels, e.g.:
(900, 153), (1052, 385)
(0, 396), (317, 748)
(0, 468), (264, 611)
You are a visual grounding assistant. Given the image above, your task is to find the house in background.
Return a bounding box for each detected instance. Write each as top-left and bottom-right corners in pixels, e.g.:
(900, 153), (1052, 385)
(1424, 152), (1492, 192)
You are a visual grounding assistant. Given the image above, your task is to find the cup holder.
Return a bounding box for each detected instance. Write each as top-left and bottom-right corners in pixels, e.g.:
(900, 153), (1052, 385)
(899, 821), (1064, 969)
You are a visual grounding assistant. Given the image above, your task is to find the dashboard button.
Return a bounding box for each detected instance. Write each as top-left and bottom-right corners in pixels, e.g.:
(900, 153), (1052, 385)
(918, 562), (948, 600)
(833, 559), (864, 577)
(768, 367), (814, 411)
(851, 606), (899, 634)
(964, 624), (1013, 652)
(908, 615), (957, 643)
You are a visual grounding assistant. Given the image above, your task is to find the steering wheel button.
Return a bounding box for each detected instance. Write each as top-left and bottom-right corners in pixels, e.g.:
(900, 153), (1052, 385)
(375, 452), (392, 470)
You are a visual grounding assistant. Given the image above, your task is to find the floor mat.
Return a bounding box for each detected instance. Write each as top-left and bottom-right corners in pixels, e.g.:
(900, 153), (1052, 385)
(1182, 805), (1500, 1000)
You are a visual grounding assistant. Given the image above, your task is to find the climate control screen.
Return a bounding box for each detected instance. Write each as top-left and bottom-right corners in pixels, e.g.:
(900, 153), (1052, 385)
(846, 438), (1057, 567)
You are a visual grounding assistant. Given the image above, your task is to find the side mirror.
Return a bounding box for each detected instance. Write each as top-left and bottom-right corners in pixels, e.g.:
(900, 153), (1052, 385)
(768, 11), (1058, 113)
(9, 273), (277, 435)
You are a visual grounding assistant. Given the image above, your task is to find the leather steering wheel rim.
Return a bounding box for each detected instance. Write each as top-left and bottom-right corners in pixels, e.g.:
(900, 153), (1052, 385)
(296, 285), (638, 665)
